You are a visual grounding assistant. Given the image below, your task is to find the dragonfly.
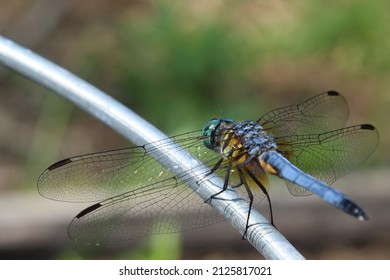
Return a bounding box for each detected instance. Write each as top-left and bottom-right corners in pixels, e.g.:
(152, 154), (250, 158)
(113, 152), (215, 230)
(38, 91), (379, 243)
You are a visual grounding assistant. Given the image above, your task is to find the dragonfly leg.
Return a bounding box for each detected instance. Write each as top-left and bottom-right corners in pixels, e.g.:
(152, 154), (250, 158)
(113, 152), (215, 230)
(245, 166), (275, 228)
(204, 161), (233, 203)
(207, 157), (224, 175)
(237, 168), (255, 240)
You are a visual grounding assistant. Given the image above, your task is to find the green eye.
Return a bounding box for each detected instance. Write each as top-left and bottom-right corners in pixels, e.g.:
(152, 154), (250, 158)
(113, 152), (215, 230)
(202, 118), (234, 149)
(202, 118), (221, 149)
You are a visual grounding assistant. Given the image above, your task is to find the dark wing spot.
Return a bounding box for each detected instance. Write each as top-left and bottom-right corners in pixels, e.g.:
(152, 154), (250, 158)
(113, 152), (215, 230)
(47, 158), (73, 170)
(327, 90), (340, 96)
(360, 124), (376, 131)
(75, 203), (102, 219)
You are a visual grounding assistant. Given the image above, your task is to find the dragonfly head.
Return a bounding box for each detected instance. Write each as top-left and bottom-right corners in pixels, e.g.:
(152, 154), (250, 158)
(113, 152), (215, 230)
(202, 117), (234, 149)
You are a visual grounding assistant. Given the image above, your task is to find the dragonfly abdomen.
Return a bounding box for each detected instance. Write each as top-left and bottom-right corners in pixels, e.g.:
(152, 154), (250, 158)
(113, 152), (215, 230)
(260, 151), (368, 221)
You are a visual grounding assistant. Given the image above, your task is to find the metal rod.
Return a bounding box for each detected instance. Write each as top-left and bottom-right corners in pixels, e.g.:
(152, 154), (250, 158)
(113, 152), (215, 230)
(0, 36), (305, 260)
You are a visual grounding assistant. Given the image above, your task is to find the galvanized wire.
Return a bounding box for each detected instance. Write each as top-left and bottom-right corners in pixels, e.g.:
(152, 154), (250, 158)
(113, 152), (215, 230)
(0, 36), (305, 260)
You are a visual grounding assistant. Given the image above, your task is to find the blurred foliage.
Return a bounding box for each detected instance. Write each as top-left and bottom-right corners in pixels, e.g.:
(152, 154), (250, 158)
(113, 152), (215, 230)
(125, 232), (181, 259)
(270, 0), (390, 74)
(80, 1), (265, 133)
(55, 232), (181, 260)
(76, 0), (389, 139)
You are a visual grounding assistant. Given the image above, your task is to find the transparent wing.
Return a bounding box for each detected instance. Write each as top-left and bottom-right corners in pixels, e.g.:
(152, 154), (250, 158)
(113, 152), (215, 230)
(258, 91), (349, 136)
(38, 131), (208, 202)
(275, 124), (379, 195)
(67, 177), (223, 243)
(38, 131), (233, 242)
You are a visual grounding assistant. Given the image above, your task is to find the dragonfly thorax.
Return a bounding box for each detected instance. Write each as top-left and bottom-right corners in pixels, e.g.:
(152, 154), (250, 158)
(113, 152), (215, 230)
(230, 120), (277, 156)
(202, 118), (277, 160)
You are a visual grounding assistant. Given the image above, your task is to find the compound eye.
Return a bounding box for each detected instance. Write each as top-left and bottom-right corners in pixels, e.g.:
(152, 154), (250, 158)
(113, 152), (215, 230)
(201, 118), (221, 149)
(201, 118), (235, 149)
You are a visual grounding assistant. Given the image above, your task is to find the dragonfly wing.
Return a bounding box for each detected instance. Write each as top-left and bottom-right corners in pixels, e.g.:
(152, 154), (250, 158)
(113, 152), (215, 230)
(258, 91), (349, 136)
(68, 177), (223, 243)
(276, 124), (379, 196)
(38, 132), (207, 203)
(38, 146), (151, 202)
(38, 131), (230, 242)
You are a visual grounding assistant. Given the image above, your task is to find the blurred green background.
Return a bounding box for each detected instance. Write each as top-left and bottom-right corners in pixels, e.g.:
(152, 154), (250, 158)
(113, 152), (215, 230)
(0, 0), (389, 259)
